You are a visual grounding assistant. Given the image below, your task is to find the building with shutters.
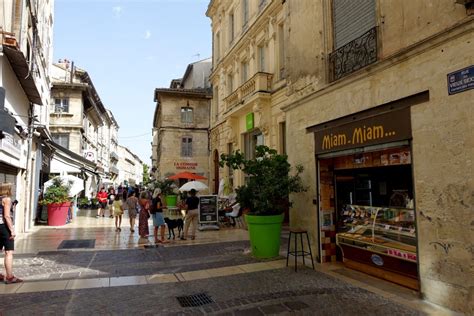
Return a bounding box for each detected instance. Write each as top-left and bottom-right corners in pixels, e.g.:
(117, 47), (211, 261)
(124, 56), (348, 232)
(207, 0), (473, 313)
(151, 59), (212, 185)
(206, 0), (289, 195)
(0, 0), (54, 233)
(49, 61), (120, 197)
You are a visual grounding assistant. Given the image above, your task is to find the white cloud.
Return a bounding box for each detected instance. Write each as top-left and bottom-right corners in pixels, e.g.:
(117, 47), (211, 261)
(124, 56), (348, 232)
(144, 30), (152, 39)
(112, 6), (123, 18)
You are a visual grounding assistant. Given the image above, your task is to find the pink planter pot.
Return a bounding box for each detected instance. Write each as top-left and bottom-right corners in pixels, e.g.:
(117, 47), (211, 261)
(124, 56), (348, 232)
(47, 202), (71, 226)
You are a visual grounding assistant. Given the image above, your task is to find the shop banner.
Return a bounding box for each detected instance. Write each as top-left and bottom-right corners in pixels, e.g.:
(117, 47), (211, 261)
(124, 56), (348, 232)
(314, 107), (411, 154)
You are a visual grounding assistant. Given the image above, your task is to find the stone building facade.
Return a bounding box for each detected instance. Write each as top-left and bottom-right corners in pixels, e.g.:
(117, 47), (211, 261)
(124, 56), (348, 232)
(50, 62), (120, 197)
(152, 59), (212, 185)
(208, 0), (473, 313)
(117, 145), (143, 187)
(0, 0), (54, 232)
(206, 0), (288, 194)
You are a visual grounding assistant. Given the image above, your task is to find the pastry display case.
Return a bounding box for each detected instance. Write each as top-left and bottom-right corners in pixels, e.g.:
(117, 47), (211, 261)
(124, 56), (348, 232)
(336, 204), (419, 290)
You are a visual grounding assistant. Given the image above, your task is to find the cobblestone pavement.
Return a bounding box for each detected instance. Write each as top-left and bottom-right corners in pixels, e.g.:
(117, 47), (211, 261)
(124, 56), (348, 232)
(11, 240), (264, 281)
(0, 266), (423, 315)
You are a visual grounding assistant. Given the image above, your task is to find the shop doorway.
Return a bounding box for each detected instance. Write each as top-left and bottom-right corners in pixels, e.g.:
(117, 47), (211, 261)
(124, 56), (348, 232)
(318, 145), (419, 290)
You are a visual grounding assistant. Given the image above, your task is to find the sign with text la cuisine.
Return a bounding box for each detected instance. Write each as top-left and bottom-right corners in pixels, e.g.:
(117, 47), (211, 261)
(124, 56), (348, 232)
(314, 107), (411, 154)
(174, 162), (198, 169)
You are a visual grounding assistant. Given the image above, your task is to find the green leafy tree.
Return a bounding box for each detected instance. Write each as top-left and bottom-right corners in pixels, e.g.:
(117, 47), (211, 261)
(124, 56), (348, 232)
(220, 145), (306, 215)
(41, 178), (71, 205)
(142, 164), (150, 186)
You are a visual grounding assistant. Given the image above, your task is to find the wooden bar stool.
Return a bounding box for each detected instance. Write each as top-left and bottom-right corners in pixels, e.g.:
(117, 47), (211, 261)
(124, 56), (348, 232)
(286, 229), (315, 272)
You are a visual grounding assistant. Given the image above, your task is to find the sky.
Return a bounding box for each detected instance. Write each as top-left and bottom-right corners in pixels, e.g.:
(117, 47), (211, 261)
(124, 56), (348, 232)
(53, 0), (212, 165)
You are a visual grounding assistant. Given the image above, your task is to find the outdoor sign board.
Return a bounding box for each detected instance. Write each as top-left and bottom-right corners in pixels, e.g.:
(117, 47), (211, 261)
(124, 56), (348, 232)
(447, 65), (474, 95)
(199, 195), (218, 224)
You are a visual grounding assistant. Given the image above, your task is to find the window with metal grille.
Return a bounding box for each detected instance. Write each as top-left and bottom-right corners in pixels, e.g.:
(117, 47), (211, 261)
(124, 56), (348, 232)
(54, 98), (69, 113)
(181, 136), (193, 157)
(181, 107), (193, 123)
(52, 133), (69, 149)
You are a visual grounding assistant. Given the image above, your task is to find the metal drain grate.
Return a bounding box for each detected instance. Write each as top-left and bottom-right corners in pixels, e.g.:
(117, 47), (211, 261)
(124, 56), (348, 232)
(57, 239), (96, 249)
(176, 293), (214, 307)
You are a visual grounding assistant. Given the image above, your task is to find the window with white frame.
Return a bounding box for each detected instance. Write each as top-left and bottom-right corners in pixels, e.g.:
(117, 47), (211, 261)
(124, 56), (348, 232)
(181, 107), (193, 123)
(181, 136), (193, 157)
(54, 98), (69, 113)
(52, 133), (69, 149)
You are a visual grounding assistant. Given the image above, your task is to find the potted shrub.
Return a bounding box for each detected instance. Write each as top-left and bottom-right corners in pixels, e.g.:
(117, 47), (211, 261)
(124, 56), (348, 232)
(41, 178), (72, 226)
(220, 145), (306, 258)
(156, 178), (178, 207)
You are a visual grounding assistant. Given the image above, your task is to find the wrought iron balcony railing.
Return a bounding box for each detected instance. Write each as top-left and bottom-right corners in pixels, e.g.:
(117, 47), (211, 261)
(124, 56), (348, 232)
(329, 27), (378, 82)
(223, 72), (273, 112)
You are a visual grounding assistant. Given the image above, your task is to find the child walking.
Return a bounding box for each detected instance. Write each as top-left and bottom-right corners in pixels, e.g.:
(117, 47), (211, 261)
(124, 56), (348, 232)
(113, 196), (124, 232)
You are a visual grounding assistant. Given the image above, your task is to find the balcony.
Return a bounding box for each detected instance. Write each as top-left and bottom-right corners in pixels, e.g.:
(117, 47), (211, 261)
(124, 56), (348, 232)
(329, 27), (378, 82)
(109, 166), (119, 175)
(110, 151), (119, 161)
(223, 72), (273, 112)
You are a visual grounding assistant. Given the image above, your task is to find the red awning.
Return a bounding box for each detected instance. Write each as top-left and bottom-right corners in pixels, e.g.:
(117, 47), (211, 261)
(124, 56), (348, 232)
(168, 171), (207, 180)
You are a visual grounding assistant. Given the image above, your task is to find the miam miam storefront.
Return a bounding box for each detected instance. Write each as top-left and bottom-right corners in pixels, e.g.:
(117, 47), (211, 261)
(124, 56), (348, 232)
(307, 92), (429, 290)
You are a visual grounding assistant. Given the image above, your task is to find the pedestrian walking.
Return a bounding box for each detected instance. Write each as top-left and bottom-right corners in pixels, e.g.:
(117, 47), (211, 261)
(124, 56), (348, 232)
(125, 192), (138, 233)
(0, 183), (22, 284)
(151, 188), (168, 244)
(181, 189), (199, 241)
(107, 187), (116, 218)
(113, 195), (124, 232)
(96, 187), (108, 218)
(138, 191), (151, 238)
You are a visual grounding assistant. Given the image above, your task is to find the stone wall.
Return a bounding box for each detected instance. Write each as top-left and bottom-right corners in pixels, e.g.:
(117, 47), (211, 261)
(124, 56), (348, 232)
(285, 29), (473, 313)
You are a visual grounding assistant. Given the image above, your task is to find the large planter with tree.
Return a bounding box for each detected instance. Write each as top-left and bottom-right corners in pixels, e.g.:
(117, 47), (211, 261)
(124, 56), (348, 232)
(156, 179), (178, 207)
(42, 178), (72, 226)
(221, 145), (306, 258)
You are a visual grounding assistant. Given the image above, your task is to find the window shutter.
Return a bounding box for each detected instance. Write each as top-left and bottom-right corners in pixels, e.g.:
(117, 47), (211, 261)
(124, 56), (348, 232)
(333, 0), (376, 49)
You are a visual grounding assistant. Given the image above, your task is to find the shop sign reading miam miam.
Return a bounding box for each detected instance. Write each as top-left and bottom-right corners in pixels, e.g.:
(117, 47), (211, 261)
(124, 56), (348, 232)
(314, 107), (412, 154)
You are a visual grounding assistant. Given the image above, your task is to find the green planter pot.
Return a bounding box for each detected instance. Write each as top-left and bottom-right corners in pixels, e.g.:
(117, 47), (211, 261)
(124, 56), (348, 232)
(165, 195), (177, 207)
(245, 213), (284, 259)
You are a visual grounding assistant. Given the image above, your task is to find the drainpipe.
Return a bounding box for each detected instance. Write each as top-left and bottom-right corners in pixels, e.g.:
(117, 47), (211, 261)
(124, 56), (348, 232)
(23, 103), (34, 233)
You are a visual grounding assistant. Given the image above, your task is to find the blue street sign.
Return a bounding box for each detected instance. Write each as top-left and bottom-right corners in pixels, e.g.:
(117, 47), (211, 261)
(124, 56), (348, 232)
(447, 65), (474, 95)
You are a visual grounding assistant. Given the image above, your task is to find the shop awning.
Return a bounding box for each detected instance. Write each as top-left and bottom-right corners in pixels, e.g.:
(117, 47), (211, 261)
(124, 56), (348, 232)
(2, 45), (42, 105)
(48, 141), (98, 176)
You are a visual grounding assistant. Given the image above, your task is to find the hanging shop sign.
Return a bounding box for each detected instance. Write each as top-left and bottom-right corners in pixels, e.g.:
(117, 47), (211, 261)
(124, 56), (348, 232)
(174, 162), (198, 170)
(313, 107), (412, 154)
(447, 65), (474, 95)
(246, 112), (254, 131)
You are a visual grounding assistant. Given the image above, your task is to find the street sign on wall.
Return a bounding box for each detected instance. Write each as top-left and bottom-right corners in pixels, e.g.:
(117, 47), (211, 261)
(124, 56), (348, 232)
(447, 65), (474, 95)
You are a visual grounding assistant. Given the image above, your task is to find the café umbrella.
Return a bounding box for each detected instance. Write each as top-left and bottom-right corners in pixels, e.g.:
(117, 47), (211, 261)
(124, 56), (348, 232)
(44, 175), (84, 197)
(168, 171), (207, 180)
(179, 181), (209, 192)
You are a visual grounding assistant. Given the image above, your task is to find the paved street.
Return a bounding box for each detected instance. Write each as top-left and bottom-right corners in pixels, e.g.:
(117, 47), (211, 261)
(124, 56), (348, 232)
(0, 211), (456, 315)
